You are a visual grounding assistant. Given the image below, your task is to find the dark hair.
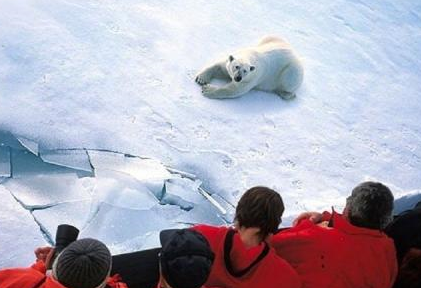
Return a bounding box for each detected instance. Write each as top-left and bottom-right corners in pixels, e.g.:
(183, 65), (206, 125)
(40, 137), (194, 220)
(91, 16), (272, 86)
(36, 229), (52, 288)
(393, 248), (421, 288)
(234, 186), (284, 240)
(346, 181), (394, 230)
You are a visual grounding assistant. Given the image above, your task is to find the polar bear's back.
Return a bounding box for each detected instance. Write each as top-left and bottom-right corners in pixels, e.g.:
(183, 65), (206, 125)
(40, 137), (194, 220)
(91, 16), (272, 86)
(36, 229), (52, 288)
(258, 36), (291, 49)
(254, 36), (303, 93)
(256, 36), (297, 62)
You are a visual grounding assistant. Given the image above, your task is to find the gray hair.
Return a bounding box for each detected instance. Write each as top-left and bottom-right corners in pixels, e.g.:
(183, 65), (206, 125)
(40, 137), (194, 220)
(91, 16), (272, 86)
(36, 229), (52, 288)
(346, 181), (394, 230)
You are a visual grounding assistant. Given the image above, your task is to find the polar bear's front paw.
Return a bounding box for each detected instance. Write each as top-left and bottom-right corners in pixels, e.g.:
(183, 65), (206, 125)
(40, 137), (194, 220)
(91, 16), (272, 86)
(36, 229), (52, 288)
(201, 84), (218, 97)
(195, 73), (211, 86)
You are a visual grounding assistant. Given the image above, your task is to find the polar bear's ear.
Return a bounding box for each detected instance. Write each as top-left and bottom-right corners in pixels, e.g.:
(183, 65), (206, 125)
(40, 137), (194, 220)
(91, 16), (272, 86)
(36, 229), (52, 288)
(250, 66), (255, 71)
(229, 55), (235, 62)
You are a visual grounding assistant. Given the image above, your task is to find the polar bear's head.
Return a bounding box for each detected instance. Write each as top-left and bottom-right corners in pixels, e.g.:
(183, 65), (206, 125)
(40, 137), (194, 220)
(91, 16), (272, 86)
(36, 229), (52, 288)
(226, 55), (255, 83)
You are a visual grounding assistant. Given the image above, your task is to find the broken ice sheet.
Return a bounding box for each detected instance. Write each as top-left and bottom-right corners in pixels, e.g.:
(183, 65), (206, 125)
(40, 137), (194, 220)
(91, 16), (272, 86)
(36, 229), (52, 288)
(160, 191), (194, 211)
(208, 193), (236, 223)
(108, 231), (164, 254)
(0, 146), (11, 177)
(92, 170), (159, 210)
(152, 202), (225, 227)
(163, 178), (204, 203)
(3, 173), (94, 207)
(88, 150), (172, 182)
(40, 149), (93, 174)
(0, 131), (229, 264)
(16, 136), (39, 156)
(0, 186), (46, 268)
(80, 202), (171, 247)
(32, 200), (93, 240)
(11, 149), (91, 178)
(0, 131), (28, 151)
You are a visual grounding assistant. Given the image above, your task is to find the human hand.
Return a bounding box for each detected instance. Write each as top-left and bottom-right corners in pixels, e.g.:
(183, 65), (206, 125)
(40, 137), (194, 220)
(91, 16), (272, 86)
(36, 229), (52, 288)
(292, 212), (323, 226)
(35, 247), (53, 262)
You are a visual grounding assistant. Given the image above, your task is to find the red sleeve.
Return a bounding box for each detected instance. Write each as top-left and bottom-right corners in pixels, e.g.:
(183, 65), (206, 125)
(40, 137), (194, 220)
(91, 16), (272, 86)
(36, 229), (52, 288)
(30, 261), (46, 274)
(0, 263), (46, 288)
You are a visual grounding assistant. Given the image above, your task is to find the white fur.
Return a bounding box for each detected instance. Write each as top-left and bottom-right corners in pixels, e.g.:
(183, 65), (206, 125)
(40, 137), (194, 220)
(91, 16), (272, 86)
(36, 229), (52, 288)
(195, 36), (303, 100)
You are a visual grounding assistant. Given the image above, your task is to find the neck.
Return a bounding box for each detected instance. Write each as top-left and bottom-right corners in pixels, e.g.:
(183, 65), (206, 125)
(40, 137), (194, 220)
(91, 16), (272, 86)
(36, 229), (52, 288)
(237, 227), (262, 248)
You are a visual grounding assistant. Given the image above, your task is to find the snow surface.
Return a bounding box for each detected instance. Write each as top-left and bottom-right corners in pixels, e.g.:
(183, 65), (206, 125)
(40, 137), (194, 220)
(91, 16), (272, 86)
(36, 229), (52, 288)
(0, 0), (421, 267)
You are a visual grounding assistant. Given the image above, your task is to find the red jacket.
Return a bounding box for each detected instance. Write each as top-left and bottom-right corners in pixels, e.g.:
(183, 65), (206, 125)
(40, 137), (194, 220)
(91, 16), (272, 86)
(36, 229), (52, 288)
(193, 225), (301, 288)
(0, 261), (127, 288)
(272, 212), (398, 288)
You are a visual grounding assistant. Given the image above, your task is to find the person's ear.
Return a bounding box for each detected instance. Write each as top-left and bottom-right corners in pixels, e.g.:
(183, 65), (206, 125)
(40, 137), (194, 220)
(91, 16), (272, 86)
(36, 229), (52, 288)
(342, 205), (350, 220)
(233, 220), (240, 230)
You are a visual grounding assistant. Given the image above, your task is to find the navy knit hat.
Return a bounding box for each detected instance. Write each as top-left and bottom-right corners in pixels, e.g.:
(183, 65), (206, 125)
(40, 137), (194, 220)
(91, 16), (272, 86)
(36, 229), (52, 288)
(159, 229), (214, 288)
(54, 238), (112, 288)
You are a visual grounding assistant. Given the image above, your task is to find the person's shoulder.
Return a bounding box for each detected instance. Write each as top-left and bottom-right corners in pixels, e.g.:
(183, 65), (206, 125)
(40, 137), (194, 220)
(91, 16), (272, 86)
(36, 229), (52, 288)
(193, 224), (228, 234)
(380, 232), (398, 251)
(192, 225), (229, 244)
(273, 219), (323, 242)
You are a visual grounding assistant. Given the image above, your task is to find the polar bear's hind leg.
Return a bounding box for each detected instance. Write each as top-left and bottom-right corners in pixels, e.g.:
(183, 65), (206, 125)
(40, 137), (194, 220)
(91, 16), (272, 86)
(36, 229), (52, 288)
(277, 63), (303, 96)
(275, 90), (296, 100)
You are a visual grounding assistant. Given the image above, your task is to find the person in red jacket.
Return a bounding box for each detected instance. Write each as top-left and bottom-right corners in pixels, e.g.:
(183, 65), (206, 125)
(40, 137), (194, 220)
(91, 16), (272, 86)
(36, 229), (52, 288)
(192, 186), (301, 288)
(272, 181), (398, 288)
(0, 238), (127, 288)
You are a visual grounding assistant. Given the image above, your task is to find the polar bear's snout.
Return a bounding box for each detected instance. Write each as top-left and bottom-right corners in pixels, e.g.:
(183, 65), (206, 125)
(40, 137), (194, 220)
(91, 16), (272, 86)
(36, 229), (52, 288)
(234, 73), (242, 82)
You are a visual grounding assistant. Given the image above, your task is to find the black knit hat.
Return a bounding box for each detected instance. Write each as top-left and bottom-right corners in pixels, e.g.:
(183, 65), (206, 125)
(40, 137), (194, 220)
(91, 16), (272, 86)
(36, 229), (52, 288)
(54, 238), (112, 288)
(159, 229), (214, 288)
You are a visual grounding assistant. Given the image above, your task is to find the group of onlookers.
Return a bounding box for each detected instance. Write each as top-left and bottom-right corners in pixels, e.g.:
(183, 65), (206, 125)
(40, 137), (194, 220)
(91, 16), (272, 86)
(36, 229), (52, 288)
(0, 181), (420, 288)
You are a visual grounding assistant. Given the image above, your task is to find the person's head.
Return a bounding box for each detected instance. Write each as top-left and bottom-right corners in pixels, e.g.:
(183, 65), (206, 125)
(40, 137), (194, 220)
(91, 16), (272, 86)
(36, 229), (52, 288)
(234, 186), (284, 241)
(159, 229), (214, 288)
(52, 238), (112, 288)
(393, 248), (421, 288)
(344, 181), (394, 230)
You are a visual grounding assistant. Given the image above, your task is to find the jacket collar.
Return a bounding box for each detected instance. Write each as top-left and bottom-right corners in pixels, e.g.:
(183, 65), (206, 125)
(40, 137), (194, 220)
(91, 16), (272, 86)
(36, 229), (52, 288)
(331, 210), (386, 237)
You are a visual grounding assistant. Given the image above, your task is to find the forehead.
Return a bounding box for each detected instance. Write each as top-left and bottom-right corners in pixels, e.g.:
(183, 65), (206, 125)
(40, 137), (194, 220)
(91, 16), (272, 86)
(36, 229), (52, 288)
(231, 61), (248, 67)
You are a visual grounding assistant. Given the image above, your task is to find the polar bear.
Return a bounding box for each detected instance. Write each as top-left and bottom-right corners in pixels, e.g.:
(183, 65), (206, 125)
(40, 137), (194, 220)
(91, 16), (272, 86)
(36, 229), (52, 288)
(195, 36), (303, 100)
